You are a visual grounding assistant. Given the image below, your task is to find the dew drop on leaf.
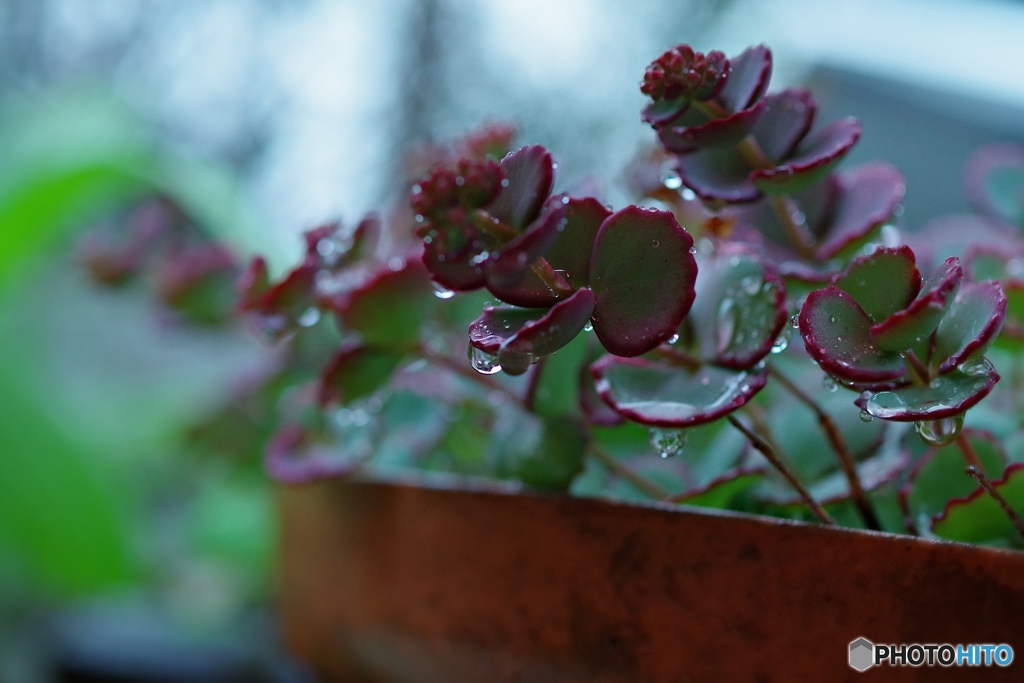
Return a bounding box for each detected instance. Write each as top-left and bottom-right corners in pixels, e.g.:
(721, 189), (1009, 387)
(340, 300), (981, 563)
(770, 331), (789, 354)
(652, 240), (660, 248)
(689, 245), (697, 255)
(822, 375), (838, 393)
(432, 282), (455, 299)
(957, 358), (992, 377)
(662, 169), (683, 190)
(668, 333), (680, 344)
(789, 313), (800, 329)
(649, 427), (688, 458)
(914, 414), (964, 447)
(468, 345), (502, 375)
(584, 321), (594, 332)
(859, 409), (873, 422)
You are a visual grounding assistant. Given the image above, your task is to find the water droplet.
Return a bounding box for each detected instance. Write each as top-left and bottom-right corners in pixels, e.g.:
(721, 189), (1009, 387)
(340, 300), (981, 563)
(584, 321), (594, 332)
(822, 375), (838, 393)
(662, 170), (683, 190)
(958, 358), (992, 377)
(651, 240), (660, 248)
(561, 196), (570, 205)
(415, 214), (426, 223)
(668, 333), (680, 344)
(914, 414), (964, 447)
(829, 315), (838, 323)
(433, 282), (455, 299)
(649, 427), (688, 458)
(859, 409), (873, 422)
(681, 188), (697, 201)
(789, 313), (800, 329)
(470, 251), (490, 265)
(689, 245), (697, 255)
(770, 332), (789, 354)
(388, 256), (405, 271)
(552, 162), (559, 169)
(468, 345), (502, 375)
(501, 178), (510, 187)
(297, 306), (321, 327)
(716, 298), (737, 350)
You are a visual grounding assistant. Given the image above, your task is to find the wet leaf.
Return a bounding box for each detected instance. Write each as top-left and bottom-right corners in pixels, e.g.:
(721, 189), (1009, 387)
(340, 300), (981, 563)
(833, 246), (921, 322)
(868, 257), (962, 351)
(589, 207), (697, 356)
(933, 280), (1007, 373)
(674, 468), (765, 508)
(487, 145), (554, 230)
(528, 333), (589, 418)
(817, 163), (906, 260)
(658, 99), (766, 153)
(691, 249), (787, 369)
(749, 88), (815, 162)
(855, 363), (999, 421)
(799, 286), (906, 384)
(336, 261), (437, 349)
(591, 356), (767, 427)
(931, 463), (1024, 547)
(678, 145), (760, 203)
(469, 288), (596, 376)
(485, 202), (566, 292)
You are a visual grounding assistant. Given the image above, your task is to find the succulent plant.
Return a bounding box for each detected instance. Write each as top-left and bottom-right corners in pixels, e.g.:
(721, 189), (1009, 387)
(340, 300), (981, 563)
(80, 42), (1024, 550)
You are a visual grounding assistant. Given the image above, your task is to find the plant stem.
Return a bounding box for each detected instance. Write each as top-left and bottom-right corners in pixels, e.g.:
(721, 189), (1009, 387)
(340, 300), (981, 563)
(587, 441), (671, 500)
(727, 414), (835, 525)
(419, 345), (524, 407)
(954, 430), (985, 472)
(965, 465), (1024, 542)
(901, 350), (931, 386)
(769, 366), (881, 530)
(472, 210), (573, 297)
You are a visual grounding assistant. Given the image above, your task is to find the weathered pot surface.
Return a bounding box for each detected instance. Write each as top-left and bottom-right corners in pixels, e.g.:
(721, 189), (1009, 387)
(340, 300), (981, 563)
(277, 473), (1024, 682)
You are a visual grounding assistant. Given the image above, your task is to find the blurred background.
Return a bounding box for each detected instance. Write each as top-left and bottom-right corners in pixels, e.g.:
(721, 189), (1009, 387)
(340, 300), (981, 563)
(1, 0), (1024, 680)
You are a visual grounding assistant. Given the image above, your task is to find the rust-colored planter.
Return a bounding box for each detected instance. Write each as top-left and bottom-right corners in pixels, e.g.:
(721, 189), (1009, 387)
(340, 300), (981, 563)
(277, 476), (1024, 682)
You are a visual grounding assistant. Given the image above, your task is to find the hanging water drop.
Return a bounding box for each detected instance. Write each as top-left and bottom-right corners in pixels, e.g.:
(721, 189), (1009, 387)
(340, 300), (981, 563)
(957, 358), (991, 377)
(914, 414), (964, 447)
(770, 332), (789, 354)
(468, 345), (502, 375)
(584, 321), (594, 332)
(668, 333), (680, 344)
(689, 245), (697, 255)
(789, 313), (800, 329)
(662, 170), (683, 190)
(432, 282), (455, 299)
(651, 240), (660, 248)
(859, 409), (873, 423)
(822, 375), (838, 393)
(648, 428), (688, 458)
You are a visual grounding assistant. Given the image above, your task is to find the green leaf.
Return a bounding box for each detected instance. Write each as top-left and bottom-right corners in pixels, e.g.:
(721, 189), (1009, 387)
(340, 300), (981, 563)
(529, 333), (589, 418)
(319, 346), (406, 405)
(934, 281), (1007, 373)
(591, 356), (767, 427)
(676, 469), (764, 509)
(337, 262), (437, 349)
(856, 363), (999, 421)
(832, 246), (920, 322)
(902, 429), (1006, 531)
(931, 463), (1024, 547)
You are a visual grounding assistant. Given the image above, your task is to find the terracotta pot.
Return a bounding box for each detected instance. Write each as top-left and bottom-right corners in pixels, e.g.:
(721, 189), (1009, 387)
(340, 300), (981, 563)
(277, 475), (1024, 682)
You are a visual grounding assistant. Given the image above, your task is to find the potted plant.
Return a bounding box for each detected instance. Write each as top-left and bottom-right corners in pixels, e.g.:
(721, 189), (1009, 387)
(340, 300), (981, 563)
(82, 43), (1024, 681)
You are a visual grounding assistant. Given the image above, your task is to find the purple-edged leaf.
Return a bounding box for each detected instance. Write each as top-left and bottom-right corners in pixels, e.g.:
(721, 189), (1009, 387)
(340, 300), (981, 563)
(751, 118), (861, 196)
(931, 463), (1024, 547)
(487, 145), (554, 230)
(855, 361), (999, 421)
(715, 45), (772, 113)
(544, 197), (611, 287)
(641, 97), (689, 127)
(337, 261), (437, 348)
(833, 246), (921, 323)
(469, 289), (596, 376)
(422, 226), (489, 292)
(591, 356), (767, 427)
(868, 257), (962, 351)
(799, 286), (906, 383)
(658, 99), (766, 153)
(817, 163), (906, 260)
(485, 203), (566, 291)
(579, 362), (625, 426)
(749, 88), (816, 162)
(906, 214), (1020, 274)
(691, 250), (787, 369)
(589, 207), (697, 356)
(729, 176), (838, 250)
(678, 146), (760, 203)
(964, 143), (1024, 226)
(318, 345), (405, 405)
(900, 429), (1006, 532)
(934, 280), (1007, 372)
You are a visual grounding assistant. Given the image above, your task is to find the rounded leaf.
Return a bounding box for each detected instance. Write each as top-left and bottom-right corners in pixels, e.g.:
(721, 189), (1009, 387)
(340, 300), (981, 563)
(658, 98), (767, 154)
(855, 361), (999, 422)
(487, 145), (554, 230)
(319, 345), (405, 406)
(337, 261), (437, 348)
(832, 245), (921, 323)
(934, 280), (1007, 373)
(868, 257), (962, 351)
(591, 356), (768, 427)
(931, 463), (1024, 546)
(751, 118), (861, 196)
(799, 286), (906, 384)
(589, 207), (697, 356)
(485, 203), (566, 292)
(817, 163), (906, 260)
(749, 88), (816, 162)
(715, 45), (772, 113)
(963, 143), (1024, 226)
